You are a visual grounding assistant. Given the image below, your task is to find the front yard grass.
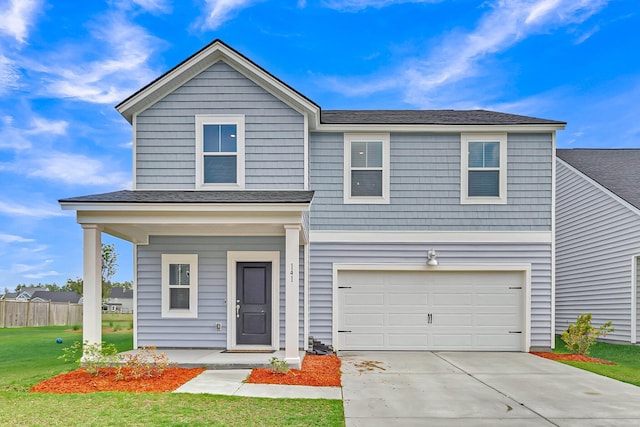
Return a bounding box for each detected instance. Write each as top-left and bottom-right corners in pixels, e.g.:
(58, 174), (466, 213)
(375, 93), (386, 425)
(554, 335), (640, 387)
(0, 326), (344, 426)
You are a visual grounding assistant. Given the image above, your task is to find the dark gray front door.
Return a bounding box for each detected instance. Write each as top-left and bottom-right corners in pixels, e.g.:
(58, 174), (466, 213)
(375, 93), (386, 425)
(236, 262), (272, 345)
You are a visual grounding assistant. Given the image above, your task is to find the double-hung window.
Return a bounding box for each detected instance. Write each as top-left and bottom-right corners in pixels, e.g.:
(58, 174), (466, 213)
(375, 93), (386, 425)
(461, 133), (507, 204)
(196, 115), (245, 189)
(344, 133), (390, 204)
(161, 254), (198, 318)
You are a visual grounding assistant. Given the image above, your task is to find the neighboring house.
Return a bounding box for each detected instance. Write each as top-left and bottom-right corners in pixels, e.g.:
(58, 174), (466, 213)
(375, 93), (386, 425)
(59, 40), (565, 365)
(556, 149), (640, 343)
(29, 291), (81, 304)
(1, 292), (18, 300)
(104, 288), (134, 313)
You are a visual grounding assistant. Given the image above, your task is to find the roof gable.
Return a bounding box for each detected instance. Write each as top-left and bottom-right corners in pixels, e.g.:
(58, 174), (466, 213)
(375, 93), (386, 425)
(557, 149), (640, 211)
(116, 39), (320, 126)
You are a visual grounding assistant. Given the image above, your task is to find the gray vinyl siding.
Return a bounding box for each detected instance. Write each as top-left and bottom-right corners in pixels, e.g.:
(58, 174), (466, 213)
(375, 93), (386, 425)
(556, 160), (640, 343)
(637, 257), (640, 343)
(136, 236), (305, 348)
(309, 241), (553, 349)
(309, 132), (553, 230)
(135, 61), (305, 189)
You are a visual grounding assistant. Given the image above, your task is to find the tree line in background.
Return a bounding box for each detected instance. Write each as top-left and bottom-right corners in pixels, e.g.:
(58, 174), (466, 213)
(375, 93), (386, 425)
(5, 244), (132, 298)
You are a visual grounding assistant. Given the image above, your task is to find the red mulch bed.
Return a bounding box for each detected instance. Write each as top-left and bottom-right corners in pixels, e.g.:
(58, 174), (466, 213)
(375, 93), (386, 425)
(30, 367), (205, 394)
(247, 354), (341, 386)
(531, 352), (616, 365)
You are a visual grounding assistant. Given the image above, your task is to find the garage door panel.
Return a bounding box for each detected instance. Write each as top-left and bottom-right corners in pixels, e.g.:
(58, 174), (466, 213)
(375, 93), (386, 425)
(389, 313), (428, 326)
(338, 270), (524, 351)
(432, 333), (473, 348)
(344, 313), (384, 327)
(476, 313), (519, 327)
(388, 293), (428, 305)
(388, 334), (429, 347)
(344, 293), (384, 306)
(432, 292), (473, 306)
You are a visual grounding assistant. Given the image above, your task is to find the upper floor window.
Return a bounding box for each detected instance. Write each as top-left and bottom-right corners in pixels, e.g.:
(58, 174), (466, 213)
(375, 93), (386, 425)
(344, 133), (390, 204)
(196, 115), (245, 189)
(461, 133), (507, 204)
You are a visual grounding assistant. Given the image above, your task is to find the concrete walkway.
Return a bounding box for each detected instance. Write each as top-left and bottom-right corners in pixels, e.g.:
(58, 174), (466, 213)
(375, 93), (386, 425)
(340, 351), (640, 426)
(173, 369), (342, 400)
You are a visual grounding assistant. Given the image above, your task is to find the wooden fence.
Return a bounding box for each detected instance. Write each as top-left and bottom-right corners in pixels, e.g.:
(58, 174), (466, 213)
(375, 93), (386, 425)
(0, 300), (83, 328)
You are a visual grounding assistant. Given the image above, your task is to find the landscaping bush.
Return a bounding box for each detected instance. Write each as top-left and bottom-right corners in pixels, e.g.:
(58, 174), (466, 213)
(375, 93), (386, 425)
(561, 313), (614, 355)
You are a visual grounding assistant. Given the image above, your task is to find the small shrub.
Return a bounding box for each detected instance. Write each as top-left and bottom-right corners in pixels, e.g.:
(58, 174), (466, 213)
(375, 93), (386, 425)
(117, 346), (175, 380)
(113, 324), (121, 332)
(269, 356), (289, 374)
(561, 313), (614, 355)
(71, 324), (81, 331)
(58, 340), (120, 376)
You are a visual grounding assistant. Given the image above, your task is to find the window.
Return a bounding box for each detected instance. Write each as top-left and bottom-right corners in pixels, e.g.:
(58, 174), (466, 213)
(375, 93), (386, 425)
(461, 133), (507, 204)
(161, 254), (198, 318)
(344, 133), (390, 204)
(196, 115), (245, 189)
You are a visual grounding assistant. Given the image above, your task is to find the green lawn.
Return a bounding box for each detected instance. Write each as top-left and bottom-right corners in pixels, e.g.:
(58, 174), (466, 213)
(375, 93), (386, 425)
(554, 335), (640, 387)
(0, 326), (344, 426)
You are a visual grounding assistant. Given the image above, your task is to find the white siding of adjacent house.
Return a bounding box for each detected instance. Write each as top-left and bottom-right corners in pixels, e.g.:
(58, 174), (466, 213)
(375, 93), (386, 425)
(556, 160), (640, 343)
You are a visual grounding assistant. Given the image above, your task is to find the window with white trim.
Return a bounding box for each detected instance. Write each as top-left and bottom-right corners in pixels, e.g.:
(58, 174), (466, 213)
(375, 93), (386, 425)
(461, 133), (507, 204)
(196, 115), (245, 189)
(344, 133), (390, 204)
(161, 254), (198, 318)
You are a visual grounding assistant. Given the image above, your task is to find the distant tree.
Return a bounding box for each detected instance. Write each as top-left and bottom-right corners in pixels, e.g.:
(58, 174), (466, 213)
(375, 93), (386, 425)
(111, 280), (133, 290)
(62, 278), (83, 295)
(60, 244), (120, 298)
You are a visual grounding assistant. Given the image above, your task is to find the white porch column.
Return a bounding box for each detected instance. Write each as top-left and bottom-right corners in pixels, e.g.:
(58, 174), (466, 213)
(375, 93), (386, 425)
(82, 224), (102, 348)
(284, 225), (301, 367)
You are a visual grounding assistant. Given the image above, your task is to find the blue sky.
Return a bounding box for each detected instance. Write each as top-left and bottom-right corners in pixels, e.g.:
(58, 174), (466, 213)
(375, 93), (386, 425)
(0, 0), (638, 291)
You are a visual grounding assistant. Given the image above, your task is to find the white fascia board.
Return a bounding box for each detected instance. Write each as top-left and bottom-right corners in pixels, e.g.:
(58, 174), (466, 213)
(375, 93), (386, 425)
(76, 210), (304, 225)
(310, 230), (552, 243)
(117, 41), (320, 125)
(315, 124), (565, 133)
(557, 158), (640, 218)
(61, 202), (311, 213)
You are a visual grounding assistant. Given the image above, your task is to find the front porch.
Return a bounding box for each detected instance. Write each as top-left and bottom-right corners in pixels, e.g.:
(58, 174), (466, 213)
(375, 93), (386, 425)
(59, 190), (314, 369)
(120, 349), (307, 369)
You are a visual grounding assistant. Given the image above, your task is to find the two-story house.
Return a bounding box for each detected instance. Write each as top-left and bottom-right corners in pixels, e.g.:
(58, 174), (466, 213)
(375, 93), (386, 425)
(60, 40), (565, 366)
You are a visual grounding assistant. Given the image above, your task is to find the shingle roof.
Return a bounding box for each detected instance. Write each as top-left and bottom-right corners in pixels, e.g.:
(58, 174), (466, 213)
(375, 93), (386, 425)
(30, 291), (81, 303)
(59, 190), (314, 204)
(557, 149), (640, 210)
(110, 288), (133, 299)
(321, 110), (565, 125)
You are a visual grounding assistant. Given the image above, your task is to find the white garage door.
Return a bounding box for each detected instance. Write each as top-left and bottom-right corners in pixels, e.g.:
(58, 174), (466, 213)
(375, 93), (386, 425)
(337, 270), (524, 351)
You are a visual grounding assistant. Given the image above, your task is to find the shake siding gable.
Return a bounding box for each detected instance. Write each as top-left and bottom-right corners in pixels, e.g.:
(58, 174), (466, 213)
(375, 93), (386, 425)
(309, 132), (553, 230)
(556, 160), (640, 342)
(135, 61), (305, 190)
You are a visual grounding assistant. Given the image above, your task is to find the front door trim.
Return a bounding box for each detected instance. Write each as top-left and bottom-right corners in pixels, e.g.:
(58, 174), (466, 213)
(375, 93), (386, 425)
(227, 251), (280, 350)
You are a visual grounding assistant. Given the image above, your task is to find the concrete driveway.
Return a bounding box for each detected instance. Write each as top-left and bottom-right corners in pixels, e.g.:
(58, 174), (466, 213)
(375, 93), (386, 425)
(340, 351), (640, 426)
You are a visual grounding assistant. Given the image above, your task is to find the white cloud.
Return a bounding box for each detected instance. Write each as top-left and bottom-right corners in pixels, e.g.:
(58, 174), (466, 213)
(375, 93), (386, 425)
(321, 0), (440, 11)
(0, 53), (19, 94)
(24, 270), (59, 279)
(0, 200), (65, 218)
(0, 0), (41, 44)
(323, 0), (608, 108)
(20, 151), (131, 188)
(29, 13), (161, 104)
(198, 0), (258, 30)
(0, 233), (34, 243)
(131, 0), (171, 13)
(25, 118), (68, 135)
